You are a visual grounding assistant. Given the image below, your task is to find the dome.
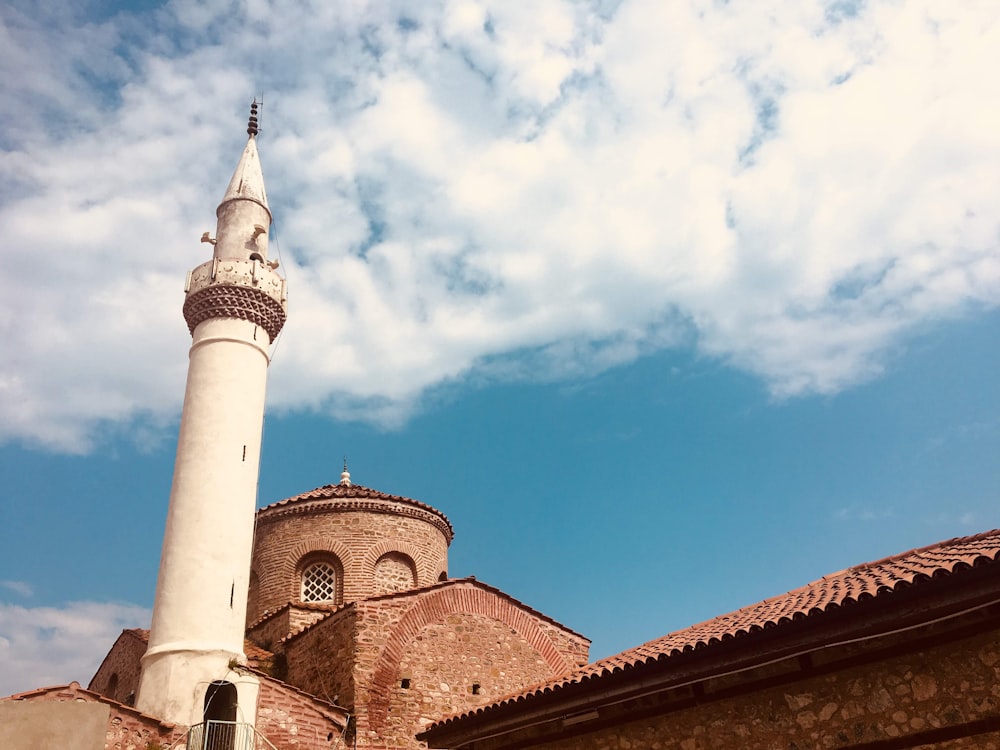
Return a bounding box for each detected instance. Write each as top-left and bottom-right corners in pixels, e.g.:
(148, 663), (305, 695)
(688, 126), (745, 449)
(248, 479), (453, 625)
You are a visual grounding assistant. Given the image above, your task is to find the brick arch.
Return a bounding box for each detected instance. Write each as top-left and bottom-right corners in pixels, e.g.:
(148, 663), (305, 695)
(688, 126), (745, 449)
(363, 540), (428, 587)
(373, 552), (417, 595)
(367, 586), (572, 733)
(283, 539), (353, 605)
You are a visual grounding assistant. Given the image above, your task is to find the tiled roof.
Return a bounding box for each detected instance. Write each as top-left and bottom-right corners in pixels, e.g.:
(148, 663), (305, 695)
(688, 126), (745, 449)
(257, 482), (454, 541)
(248, 600), (343, 630)
(249, 668), (350, 723)
(244, 639), (275, 665)
(433, 529), (1000, 728)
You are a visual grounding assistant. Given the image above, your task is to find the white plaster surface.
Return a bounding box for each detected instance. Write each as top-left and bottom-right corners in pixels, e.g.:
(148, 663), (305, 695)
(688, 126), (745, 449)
(0, 700), (109, 750)
(136, 133), (279, 728)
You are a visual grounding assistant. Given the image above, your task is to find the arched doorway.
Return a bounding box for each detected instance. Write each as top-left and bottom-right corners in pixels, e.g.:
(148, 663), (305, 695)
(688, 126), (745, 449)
(202, 680), (238, 750)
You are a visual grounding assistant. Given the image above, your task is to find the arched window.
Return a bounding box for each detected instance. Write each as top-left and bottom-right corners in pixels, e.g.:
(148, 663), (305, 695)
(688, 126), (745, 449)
(301, 559), (338, 603)
(373, 552), (416, 595)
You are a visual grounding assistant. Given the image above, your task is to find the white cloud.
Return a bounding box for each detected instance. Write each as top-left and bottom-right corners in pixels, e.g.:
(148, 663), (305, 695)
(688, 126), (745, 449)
(834, 505), (894, 522)
(1, 0), (998, 450)
(0, 581), (33, 597)
(0, 600), (150, 697)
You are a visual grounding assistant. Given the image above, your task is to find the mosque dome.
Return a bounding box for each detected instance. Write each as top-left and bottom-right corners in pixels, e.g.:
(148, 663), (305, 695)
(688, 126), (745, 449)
(248, 468), (453, 625)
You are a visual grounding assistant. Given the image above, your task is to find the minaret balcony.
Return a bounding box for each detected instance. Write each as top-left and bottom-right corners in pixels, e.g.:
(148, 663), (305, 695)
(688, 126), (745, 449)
(185, 257), (286, 300)
(183, 258), (287, 340)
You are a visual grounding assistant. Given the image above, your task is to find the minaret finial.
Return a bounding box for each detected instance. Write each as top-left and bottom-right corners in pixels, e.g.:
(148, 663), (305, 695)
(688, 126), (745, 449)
(247, 100), (259, 138)
(340, 457), (351, 486)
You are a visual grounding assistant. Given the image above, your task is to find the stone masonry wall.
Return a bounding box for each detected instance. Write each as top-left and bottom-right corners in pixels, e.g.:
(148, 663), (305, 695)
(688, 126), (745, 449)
(104, 708), (186, 750)
(535, 618), (590, 670)
(528, 627), (1000, 750)
(251, 504), (449, 624)
(283, 607), (359, 711)
(248, 605), (335, 649)
(351, 583), (590, 750)
(374, 552), (417, 595)
(89, 630), (148, 706)
(379, 613), (564, 749)
(255, 675), (346, 750)
(247, 609), (295, 652)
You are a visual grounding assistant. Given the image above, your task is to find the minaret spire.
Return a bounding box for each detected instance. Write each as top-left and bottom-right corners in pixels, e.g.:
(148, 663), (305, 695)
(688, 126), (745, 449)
(247, 99), (259, 137)
(135, 104), (288, 728)
(219, 102), (270, 225)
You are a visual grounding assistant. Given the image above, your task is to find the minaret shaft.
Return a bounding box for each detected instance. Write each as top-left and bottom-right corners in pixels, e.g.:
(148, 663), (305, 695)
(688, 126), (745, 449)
(149, 319), (269, 649)
(136, 107), (285, 727)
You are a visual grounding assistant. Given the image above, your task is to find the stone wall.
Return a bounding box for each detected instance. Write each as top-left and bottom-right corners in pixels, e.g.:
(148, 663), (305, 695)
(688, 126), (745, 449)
(374, 552), (418, 595)
(536, 618), (590, 670)
(516, 627), (1000, 750)
(251, 502), (449, 623)
(255, 675), (347, 750)
(283, 607), (360, 710)
(89, 629), (148, 706)
(104, 708), (185, 750)
(352, 583), (590, 750)
(248, 605), (334, 648)
(377, 613), (565, 747)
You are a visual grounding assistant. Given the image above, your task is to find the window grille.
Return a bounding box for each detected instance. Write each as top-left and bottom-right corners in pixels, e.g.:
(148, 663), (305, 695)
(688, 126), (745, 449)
(302, 561), (337, 603)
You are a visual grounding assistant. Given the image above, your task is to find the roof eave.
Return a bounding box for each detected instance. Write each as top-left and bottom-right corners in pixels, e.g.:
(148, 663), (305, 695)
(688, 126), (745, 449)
(421, 561), (1000, 747)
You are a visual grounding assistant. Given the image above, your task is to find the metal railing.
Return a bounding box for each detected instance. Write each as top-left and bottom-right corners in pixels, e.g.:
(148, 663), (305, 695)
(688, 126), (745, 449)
(187, 720), (278, 750)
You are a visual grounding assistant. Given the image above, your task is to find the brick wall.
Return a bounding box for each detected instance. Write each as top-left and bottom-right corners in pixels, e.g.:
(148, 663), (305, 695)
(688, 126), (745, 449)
(250, 501), (449, 624)
(374, 552), (417, 595)
(89, 629), (148, 706)
(353, 583), (589, 750)
(283, 607), (360, 710)
(255, 675), (347, 750)
(248, 604), (337, 649)
(376, 613), (563, 747)
(104, 709), (185, 750)
(535, 618), (590, 670)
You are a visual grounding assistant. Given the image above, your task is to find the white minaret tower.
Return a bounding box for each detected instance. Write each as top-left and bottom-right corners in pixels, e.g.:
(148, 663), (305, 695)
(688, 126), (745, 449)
(136, 103), (287, 728)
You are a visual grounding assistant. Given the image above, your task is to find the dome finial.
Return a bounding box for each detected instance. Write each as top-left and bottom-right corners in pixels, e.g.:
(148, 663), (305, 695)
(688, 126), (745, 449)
(247, 99), (259, 138)
(340, 457), (351, 486)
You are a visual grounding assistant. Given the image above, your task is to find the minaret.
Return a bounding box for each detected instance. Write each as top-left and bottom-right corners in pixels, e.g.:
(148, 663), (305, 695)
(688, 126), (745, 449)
(136, 103), (287, 727)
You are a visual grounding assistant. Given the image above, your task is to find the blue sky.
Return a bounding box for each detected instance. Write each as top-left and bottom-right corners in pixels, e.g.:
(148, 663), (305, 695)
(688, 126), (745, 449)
(1, 0), (999, 696)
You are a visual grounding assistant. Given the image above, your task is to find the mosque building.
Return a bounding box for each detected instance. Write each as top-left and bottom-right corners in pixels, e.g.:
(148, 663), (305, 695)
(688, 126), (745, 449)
(2, 107), (999, 750)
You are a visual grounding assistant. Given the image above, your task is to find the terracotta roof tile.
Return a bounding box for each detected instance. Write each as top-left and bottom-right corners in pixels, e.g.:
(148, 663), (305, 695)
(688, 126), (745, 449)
(249, 669), (349, 723)
(244, 640), (275, 665)
(434, 529), (1000, 728)
(248, 600), (342, 630)
(257, 482), (454, 541)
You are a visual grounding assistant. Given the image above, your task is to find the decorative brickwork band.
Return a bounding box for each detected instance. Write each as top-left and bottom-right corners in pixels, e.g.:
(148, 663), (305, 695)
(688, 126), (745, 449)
(258, 498), (455, 543)
(183, 284), (287, 340)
